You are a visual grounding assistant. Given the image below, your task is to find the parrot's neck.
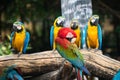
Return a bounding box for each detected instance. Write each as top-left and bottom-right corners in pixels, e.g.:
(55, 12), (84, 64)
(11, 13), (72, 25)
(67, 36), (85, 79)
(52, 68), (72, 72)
(55, 37), (70, 49)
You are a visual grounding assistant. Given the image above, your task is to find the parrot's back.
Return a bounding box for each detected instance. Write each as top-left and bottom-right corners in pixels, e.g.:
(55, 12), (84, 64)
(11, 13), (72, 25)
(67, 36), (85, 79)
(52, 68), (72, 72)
(56, 37), (84, 68)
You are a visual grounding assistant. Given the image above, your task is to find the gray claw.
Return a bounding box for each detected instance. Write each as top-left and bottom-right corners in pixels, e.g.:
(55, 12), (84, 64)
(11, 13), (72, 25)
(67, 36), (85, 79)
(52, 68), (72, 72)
(94, 49), (99, 52)
(88, 48), (91, 51)
(18, 52), (22, 57)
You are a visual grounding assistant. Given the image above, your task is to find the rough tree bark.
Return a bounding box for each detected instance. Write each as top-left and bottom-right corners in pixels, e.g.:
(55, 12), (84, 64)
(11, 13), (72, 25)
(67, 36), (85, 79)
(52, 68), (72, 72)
(0, 49), (120, 80)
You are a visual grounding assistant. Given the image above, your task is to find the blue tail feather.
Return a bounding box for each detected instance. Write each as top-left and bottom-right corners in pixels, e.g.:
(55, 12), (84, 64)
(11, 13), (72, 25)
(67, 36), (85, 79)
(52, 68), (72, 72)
(81, 66), (90, 75)
(7, 70), (23, 80)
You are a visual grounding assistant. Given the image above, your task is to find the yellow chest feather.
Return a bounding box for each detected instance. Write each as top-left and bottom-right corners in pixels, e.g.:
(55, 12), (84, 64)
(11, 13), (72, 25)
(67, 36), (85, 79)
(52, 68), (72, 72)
(74, 29), (81, 45)
(12, 32), (26, 52)
(54, 27), (61, 40)
(87, 26), (98, 40)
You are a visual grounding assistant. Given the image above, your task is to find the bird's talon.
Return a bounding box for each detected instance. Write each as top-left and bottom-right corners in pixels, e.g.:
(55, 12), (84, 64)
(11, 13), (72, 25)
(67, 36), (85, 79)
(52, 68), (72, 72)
(94, 49), (98, 52)
(88, 48), (91, 51)
(18, 52), (22, 57)
(51, 49), (56, 54)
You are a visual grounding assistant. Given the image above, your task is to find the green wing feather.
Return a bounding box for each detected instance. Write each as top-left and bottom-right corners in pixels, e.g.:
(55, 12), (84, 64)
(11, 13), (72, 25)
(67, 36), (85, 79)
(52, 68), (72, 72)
(68, 43), (84, 62)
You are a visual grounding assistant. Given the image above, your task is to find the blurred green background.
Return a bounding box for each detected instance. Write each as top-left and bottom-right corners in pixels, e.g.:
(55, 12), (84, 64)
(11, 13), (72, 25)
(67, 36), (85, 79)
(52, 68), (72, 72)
(0, 0), (120, 59)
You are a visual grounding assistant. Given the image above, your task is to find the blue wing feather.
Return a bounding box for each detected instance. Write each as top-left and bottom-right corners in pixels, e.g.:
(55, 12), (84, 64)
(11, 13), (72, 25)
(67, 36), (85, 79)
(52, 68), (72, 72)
(50, 26), (54, 48)
(23, 32), (30, 53)
(113, 70), (120, 80)
(81, 25), (88, 48)
(98, 24), (102, 49)
(10, 32), (15, 44)
(7, 70), (23, 80)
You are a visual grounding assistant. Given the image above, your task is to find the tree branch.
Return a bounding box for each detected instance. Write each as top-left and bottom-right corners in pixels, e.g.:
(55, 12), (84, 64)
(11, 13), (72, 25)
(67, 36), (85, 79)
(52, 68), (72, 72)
(0, 50), (120, 79)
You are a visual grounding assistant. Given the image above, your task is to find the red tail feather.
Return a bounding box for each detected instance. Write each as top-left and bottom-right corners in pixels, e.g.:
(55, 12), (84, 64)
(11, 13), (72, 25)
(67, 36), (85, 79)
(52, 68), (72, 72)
(77, 69), (82, 80)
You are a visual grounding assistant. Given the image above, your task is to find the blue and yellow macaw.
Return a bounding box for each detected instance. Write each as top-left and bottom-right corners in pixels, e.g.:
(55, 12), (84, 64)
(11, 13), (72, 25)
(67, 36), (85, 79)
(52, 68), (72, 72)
(113, 70), (120, 80)
(70, 19), (81, 49)
(82, 15), (102, 51)
(0, 65), (23, 80)
(10, 21), (30, 57)
(50, 16), (65, 50)
(55, 27), (90, 80)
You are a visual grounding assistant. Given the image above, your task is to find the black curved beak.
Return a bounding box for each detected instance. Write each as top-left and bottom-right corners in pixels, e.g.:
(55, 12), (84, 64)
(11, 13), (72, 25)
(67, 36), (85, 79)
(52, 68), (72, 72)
(66, 37), (72, 42)
(71, 22), (78, 30)
(56, 20), (65, 27)
(60, 21), (65, 26)
(94, 19), (99, 26)
(90, 19), (99, 26)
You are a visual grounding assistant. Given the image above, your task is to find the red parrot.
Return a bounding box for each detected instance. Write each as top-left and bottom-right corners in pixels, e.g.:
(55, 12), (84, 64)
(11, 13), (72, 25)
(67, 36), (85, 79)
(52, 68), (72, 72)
(55, 27), (90, 80)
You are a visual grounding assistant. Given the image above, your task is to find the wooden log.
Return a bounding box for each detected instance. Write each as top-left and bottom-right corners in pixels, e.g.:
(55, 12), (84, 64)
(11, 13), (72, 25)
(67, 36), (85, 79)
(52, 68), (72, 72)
(0, 49), (120, 79)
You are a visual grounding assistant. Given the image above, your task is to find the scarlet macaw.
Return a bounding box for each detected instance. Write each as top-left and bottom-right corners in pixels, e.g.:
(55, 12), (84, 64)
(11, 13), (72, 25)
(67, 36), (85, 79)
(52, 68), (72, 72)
(55, 27), (90, 80)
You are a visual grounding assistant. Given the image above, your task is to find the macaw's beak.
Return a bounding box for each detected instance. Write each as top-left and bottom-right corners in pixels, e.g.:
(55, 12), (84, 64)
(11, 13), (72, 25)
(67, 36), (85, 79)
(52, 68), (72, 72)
(90, 18), (99, 26)
(60, 20), (65, 27)
(66, 37), (76, 43)
(71, 22), (78, 30)
(94, 19), (99, 26)
(56, 20), (65, 27)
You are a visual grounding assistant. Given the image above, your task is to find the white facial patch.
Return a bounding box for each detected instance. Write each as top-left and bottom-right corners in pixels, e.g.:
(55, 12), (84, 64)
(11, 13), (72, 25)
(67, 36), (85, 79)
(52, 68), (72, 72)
(91, 18), (96, 23)
(66, 32), (73, 38)
(57, 17), (65, 24)
(71, 38), (76, 43)
(17, 26), (22, 30)
(13, 23), (22, 30)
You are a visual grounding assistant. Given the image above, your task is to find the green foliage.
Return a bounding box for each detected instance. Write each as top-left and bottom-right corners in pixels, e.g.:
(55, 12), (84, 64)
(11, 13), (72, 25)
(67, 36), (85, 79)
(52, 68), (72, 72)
(0, 41), (12, 56)
(115, 26), (120, 33)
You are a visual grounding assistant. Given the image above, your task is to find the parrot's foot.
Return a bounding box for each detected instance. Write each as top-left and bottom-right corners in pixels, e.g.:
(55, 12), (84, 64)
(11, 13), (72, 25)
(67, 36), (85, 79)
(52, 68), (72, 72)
(51, 49), (56, 54)
(82, 47), (87, 51)
(10, 48), (15, 52)
(94, 49), (99, 52)
(78, 47), (81, 50)
(88, 48), (92, 51)
(18, 52), (22, 57)
(79, 48), (81, 50)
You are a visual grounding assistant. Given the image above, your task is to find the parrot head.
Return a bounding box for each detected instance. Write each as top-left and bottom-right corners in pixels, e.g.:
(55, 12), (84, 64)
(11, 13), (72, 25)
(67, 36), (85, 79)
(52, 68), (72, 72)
(58, 27), (77, 43)
(90, 15), (99, 26)
(54, 16), (65, 27)
(70, 19), (79, 30)
(13, 21), (24, 32)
